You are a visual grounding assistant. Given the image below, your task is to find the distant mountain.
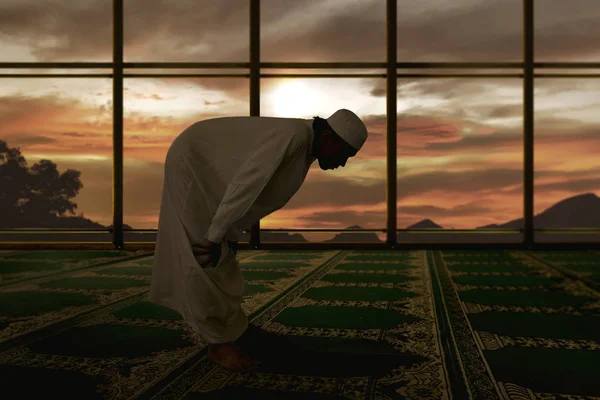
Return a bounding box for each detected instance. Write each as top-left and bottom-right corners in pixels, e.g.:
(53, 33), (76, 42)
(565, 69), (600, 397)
(476, 223), (502, 229)
(236, 231), (308, 243)
(407, 219), (443, 229)
(325, 225), (383, 243)
(8, 193), (597, 244)
(109, 224), (134, 230)
(476, 192), (600, 229)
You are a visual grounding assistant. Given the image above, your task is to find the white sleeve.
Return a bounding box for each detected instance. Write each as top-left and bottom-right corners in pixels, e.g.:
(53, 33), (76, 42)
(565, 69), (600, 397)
(204, 131), (298, 243)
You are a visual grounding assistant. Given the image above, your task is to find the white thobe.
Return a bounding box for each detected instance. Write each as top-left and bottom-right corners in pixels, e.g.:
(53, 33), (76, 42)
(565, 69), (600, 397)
(149, 116), (316, 343)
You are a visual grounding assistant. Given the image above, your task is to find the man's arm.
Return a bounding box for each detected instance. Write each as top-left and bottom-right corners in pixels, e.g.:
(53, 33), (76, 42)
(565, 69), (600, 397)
(204, 131), (299, 244)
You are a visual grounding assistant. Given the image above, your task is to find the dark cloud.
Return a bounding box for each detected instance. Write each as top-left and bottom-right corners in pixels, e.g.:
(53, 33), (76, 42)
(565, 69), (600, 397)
(399, 168), (524, 197)
(294, 201), (495, 229)
(535, 176), (600, 194)
(286, 167), (523, 211)
(535, 2), (600, 61)
(483, 104), (524, 119)
(129, 135), (167, 144)
(397, 116), (463, 143)
(296, 209), (386, 228)
(424, 126), (522, 152)
(369, 86), (386, 98)
(3, 135), (57, 145)
(398, 1), (522, 61)
(400, 79), (509, 99)
(398, 202), (494, 217)
(62, 131), (105, 138)
(261, 2), (386, 62)
(204, 99), (226, 106)
(534, 117), (600, 139)
(0, 95), (56, 126)
(62, 132), (87, 137)
(0, 0), (113, 62)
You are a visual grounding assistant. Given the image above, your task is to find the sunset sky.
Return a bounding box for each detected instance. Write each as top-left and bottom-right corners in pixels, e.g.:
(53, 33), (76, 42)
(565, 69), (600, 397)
(0, 0), (598, 233)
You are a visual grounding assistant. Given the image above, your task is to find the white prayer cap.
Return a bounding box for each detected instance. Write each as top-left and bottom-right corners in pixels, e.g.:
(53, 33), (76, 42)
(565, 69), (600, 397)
(326, 109), (368, 151)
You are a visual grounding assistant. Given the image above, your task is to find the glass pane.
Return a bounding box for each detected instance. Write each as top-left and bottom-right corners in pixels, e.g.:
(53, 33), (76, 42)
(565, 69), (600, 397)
(534, 79), (600, 243)
(396, 78), (523, 243)
(0, 0), (112, 62)
(260, 77), (387, 243)
(535, 0), (600, 62)
(261, 0), (386, 62)
(124, 0), (249, 62)
(0, 78), (113, 235)
(398, 0), (522, 62)
(123, 77), (249, 237)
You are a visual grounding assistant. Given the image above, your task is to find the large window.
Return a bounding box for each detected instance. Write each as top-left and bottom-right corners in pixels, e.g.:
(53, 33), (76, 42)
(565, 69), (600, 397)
(534, 79), (600, 243)
(0, 0), (112, 243)
(1, 0), (598, 247)
(396, 77), (524, 243)
(0, 77), (113, 242)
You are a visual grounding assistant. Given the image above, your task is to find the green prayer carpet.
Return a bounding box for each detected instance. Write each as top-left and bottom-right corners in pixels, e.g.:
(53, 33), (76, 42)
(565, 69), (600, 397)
(0, 249), (598, 399)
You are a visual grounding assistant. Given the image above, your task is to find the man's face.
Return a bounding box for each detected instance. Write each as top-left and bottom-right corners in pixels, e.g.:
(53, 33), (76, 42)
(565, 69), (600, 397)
(318, 131), (357, 170)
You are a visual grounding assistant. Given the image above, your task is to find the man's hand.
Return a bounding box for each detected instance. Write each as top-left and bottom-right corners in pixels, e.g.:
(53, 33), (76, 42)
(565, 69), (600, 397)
(192, 240), (220, 267)
(193, 240), (217, 253)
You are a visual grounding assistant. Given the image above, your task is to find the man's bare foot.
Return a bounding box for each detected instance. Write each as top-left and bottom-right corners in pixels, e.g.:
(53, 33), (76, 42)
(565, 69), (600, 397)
(208, 342), (261, 372)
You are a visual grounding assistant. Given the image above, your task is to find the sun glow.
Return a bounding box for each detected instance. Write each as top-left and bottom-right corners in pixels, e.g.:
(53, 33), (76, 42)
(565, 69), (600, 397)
(271, 81), (318, 118)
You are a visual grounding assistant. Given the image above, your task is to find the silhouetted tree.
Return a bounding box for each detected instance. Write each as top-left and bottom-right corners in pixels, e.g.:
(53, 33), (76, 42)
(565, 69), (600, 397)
(0, 140), (85, 228)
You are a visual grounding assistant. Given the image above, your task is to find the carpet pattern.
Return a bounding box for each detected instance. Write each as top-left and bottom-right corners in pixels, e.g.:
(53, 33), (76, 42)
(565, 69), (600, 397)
(433, 250), (600, 399)
(0, 249), (598, 399)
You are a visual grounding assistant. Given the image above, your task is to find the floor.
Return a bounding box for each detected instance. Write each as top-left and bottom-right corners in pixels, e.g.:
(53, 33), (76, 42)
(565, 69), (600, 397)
(1, 249), (599, 399)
